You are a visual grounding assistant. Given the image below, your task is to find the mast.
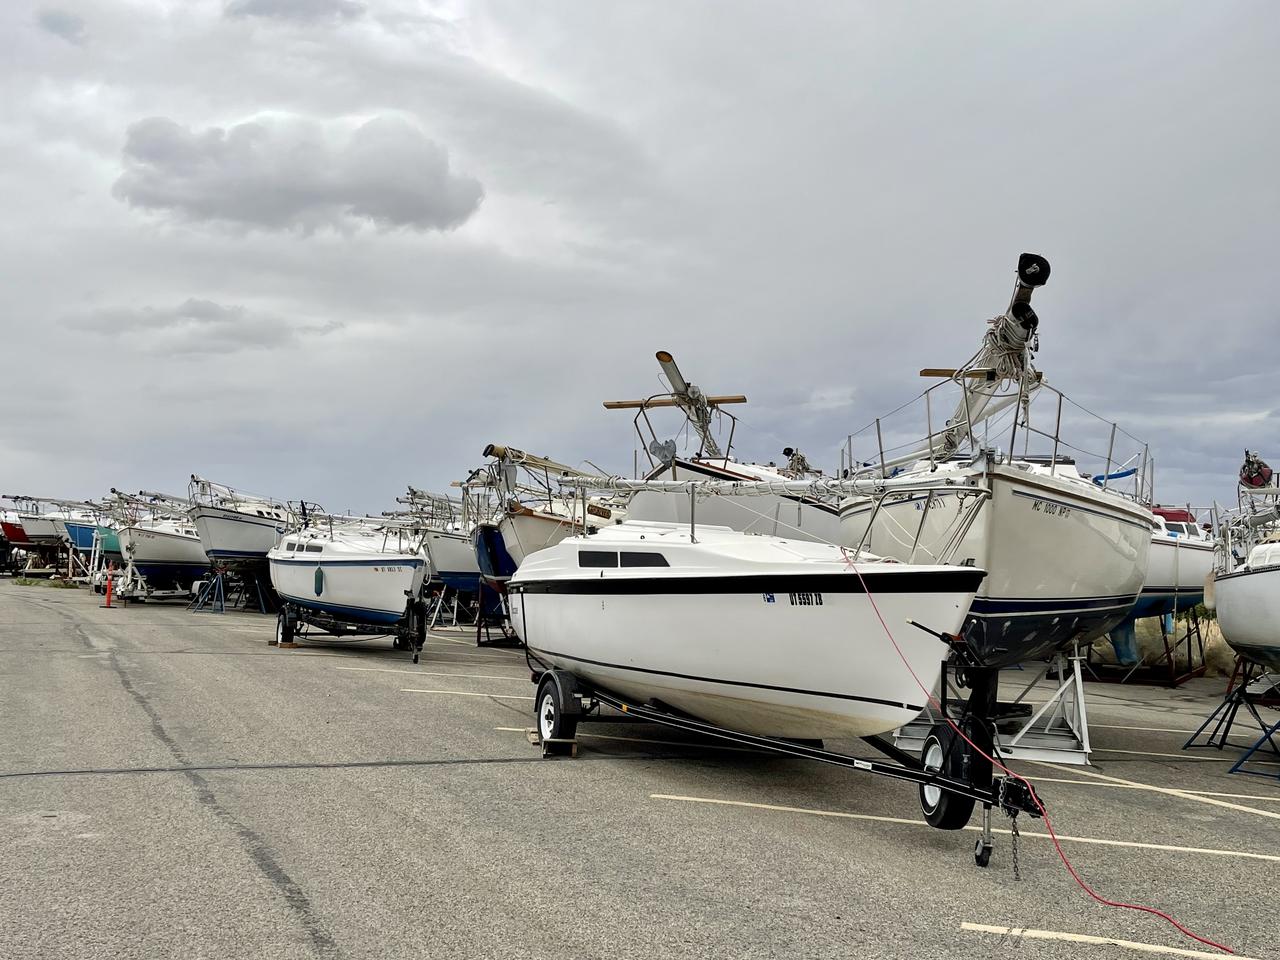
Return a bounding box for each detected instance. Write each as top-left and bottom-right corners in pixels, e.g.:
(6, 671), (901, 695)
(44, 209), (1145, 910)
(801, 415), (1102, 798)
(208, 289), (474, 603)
(603, 350), (747, 461)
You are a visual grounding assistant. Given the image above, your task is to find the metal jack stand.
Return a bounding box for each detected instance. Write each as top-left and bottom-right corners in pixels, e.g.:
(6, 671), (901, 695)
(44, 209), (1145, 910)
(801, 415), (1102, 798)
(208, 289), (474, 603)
(1090, 608), (1207, 687)
(190, 567), (229, 613)
(1184, 665), (1280, 771)
(896, 644), (1091, 765)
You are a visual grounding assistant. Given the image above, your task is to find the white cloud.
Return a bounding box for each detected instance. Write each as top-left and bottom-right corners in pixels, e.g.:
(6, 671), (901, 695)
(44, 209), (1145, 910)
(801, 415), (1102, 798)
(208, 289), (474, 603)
(113, 114), (483, 233)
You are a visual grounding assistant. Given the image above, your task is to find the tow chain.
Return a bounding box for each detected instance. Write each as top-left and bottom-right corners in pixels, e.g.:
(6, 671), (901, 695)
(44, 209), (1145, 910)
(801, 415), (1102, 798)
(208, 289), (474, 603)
(998, 777), (1023, 881)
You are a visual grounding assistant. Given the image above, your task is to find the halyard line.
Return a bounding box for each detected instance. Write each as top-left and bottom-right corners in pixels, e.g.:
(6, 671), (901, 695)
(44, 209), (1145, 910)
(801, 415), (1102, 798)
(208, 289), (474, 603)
(648, 794), (1280, 862)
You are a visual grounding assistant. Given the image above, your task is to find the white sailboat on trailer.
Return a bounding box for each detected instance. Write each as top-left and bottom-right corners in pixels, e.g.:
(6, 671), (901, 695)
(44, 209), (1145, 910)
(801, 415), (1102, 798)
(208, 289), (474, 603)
(268, 510), (430, 661)
(512, 473), (1047, 853)
(511, 516), (984, 739)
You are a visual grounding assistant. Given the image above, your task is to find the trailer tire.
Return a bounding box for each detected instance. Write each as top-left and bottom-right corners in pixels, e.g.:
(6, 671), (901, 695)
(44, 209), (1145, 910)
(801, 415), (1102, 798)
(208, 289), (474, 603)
(919, 724), (975, 830)
(536, 676), (577, 742)
(276, 610), (295, 646)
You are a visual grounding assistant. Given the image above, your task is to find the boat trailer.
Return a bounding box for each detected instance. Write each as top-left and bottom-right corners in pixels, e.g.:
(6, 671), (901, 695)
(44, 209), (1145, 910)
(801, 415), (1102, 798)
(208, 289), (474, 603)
(529, 660), (1042, 868)
(275, 597), (428, 663)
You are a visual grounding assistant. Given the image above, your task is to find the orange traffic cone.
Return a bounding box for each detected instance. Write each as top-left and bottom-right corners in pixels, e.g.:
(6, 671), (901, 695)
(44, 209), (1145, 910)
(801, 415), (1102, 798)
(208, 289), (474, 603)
(99, 564), (116, 609)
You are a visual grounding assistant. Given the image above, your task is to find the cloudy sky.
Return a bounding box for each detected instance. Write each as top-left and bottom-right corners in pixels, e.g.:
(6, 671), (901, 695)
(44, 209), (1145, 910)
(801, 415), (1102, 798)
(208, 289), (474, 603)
(3, 0), (1277, 513)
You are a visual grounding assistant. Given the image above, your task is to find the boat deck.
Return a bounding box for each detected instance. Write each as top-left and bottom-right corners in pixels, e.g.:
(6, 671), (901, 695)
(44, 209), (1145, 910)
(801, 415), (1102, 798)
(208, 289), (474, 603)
(1, 577), (1273, 959)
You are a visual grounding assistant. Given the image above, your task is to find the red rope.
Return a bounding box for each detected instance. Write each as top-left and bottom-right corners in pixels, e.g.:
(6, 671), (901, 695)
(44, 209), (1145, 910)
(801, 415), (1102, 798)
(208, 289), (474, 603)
(847, 559), (1235, 955)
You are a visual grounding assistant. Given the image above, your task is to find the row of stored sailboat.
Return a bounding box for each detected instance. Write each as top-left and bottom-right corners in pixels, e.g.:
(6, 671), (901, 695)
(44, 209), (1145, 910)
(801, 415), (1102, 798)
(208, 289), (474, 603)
(1, 252), (1269, 737)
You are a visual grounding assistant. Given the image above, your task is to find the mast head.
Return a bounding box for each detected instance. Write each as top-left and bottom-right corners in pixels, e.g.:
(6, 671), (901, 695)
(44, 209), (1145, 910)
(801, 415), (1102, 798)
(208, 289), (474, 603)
(1016, 253), (1050, 289)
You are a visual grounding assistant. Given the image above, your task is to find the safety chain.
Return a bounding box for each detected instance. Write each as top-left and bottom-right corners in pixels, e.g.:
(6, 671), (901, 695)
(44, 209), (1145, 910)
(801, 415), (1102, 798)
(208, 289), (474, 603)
(1010, 813), (1021, 881)
(998, 777), (1022, 881)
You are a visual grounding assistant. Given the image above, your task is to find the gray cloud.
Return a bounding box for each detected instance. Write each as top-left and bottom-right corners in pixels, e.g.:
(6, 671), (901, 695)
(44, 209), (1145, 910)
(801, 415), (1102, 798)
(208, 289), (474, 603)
(36, 8), (86, 44)
(62, 297), (341, 355)
(113, 115), (483, 233)
(224, 0), (364, 23)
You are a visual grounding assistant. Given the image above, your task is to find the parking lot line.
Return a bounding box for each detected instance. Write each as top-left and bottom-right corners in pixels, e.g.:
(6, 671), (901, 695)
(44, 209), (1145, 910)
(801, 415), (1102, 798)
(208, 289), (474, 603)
(959, 922), (1255, 959)
(649, 794), (1280, 862)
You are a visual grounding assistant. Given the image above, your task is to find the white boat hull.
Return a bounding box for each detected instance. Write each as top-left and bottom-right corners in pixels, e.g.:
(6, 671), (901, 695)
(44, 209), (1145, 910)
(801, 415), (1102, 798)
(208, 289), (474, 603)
(269, 554), (427, 625)
(497, 512), (575, 566)
(841, 466), (1152, 666)
(118, 524), (209, 589)
(1214, 566), (1280, 672)
(425, 530), (481, 591)
(192, 505), (284, 564)
(1133, 535), (1215, 618)
(510, 522), (982, 738)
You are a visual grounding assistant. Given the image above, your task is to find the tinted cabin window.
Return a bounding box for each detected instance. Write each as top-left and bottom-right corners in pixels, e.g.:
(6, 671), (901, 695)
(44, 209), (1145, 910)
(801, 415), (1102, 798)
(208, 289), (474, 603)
(305, 544), (323, 553)
(620, 552), (669, 567)
(286, 543), (296, 551)
(579, 550), (618, 568)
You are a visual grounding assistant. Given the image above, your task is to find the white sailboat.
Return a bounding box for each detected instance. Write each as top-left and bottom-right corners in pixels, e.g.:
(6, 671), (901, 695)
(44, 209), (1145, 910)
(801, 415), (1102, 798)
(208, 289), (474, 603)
(1212, 458), (1280, 672)
(468, 444), (626, 578)
(510, 519), (984, 738)
(837, 254), (1154, 668)
(268, 519), (428, 627)
(189, 475), (293, 565)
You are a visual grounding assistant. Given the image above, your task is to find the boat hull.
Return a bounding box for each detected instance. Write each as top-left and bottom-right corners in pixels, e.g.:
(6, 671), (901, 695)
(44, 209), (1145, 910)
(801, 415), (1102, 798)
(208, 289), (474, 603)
(841, 466), (1152, 666)
(425, 531), (481, 593)
(495, 512), (577, 566)
(118, 525), (209, 589)
(61, 520), (99, 552)
(191, 505), (284, 564)
(1126, 535), (1214, 621)
(1214, 566), (1280, 672)
(17, 516), (62, 546)
(473, 523), (518, 581)
(269, 555), (427, 625)
(1, 521), (31, 546)
(511, 569), (979, 739)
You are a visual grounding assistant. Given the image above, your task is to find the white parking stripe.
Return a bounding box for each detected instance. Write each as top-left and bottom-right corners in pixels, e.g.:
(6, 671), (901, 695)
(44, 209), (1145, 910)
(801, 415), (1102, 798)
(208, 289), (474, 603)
(337, 666), (524, 682)
(648, 794), (1280, 862)
(959, 923), (1251, 959)
(1026, 760), (1280, 820)
(401, 688), (533, 700)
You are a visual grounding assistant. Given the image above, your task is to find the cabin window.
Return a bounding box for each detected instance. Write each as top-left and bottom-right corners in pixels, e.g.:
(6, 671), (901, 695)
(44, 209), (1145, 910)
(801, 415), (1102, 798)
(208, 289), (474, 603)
(620, 551), (669, 567)
(578, 550), (618, 568)
(286, 543), (296, 551)
(304, 544), (323, 553)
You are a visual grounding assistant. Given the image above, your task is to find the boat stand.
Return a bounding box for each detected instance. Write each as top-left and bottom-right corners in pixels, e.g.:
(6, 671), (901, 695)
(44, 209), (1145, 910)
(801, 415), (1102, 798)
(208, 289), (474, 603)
(895, 647), (1091, 765)
(1088, 609), (1207, 687)
(1184, 665), (1280, 774)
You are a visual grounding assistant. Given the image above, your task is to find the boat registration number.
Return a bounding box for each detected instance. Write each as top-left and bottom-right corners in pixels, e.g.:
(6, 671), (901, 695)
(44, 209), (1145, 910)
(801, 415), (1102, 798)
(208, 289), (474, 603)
(1029, 497), (1072, 519)
(763, 592), (824, 606)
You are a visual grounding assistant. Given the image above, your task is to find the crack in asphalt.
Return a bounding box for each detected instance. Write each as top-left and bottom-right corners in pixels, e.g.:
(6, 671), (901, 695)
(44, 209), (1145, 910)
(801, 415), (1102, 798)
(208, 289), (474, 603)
(14, 592), (342, 959)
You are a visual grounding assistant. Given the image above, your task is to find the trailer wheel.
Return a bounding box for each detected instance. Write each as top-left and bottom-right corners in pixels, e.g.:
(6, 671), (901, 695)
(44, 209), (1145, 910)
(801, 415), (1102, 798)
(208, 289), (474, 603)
(536, 676), (577, 742)
(275, 610), (295, 646)
(919, 724), (975, 830)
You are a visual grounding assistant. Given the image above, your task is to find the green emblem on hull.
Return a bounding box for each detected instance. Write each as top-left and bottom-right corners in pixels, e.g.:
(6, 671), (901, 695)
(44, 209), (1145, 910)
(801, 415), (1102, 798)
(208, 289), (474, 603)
(314, 567), (324, 596)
